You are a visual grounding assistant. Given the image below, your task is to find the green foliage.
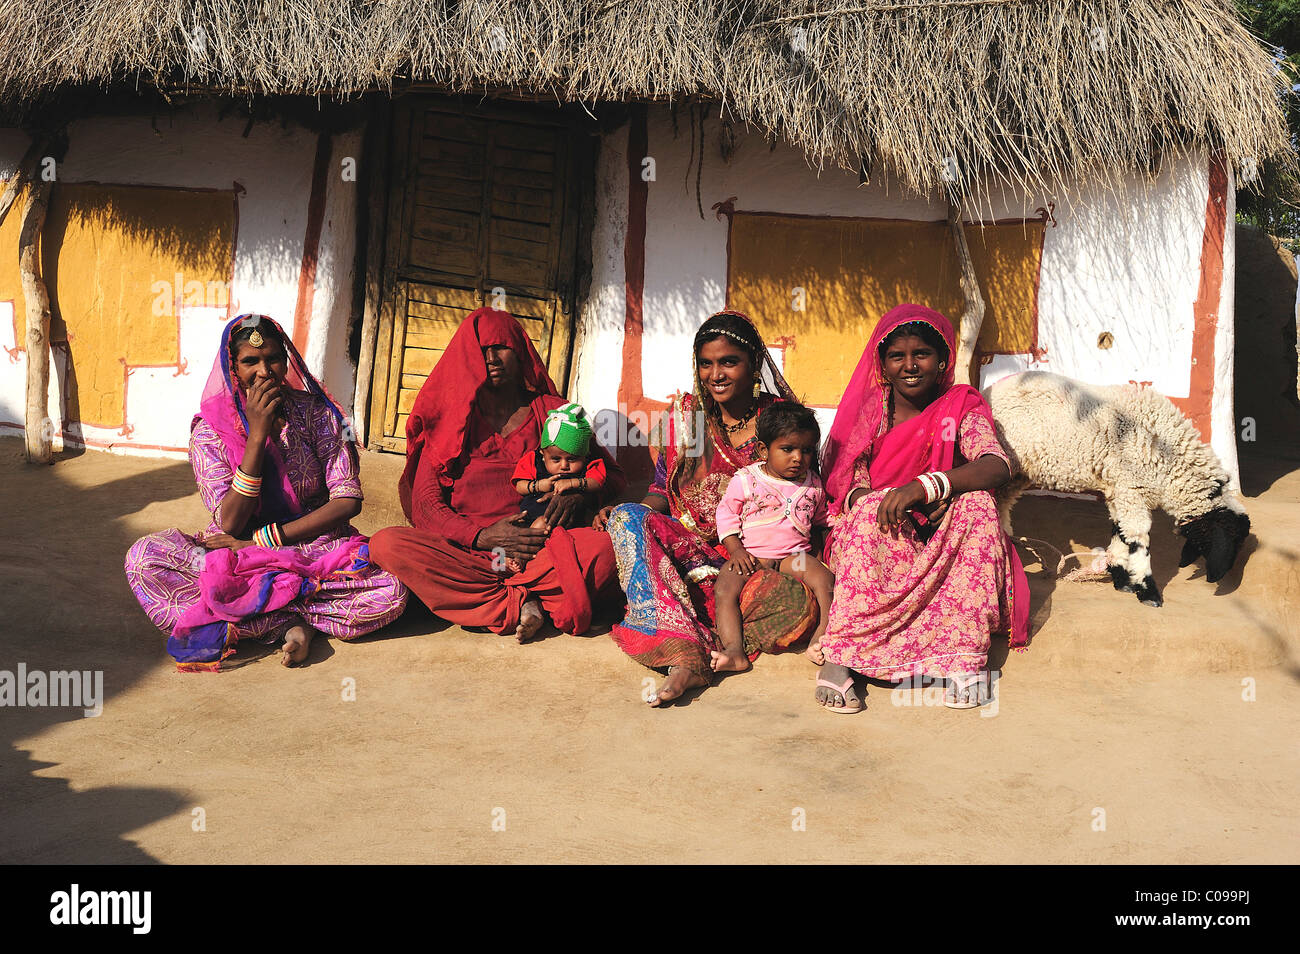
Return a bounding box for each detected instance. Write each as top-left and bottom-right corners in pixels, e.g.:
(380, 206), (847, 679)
(1236, 1), (1300, 243)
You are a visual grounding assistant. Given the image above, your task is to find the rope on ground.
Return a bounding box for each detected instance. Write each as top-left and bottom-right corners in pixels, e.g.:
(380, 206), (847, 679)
(1014, 536), (1111, 582)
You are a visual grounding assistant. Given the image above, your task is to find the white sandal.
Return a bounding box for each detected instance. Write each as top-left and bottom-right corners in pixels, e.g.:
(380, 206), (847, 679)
(943, 673), (986, 709)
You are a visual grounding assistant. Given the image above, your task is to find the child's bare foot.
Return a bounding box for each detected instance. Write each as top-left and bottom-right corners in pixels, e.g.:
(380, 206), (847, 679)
(708, 648), (752, 673)
(648, 666), (709, 706)
(503, 557), (522, 575)
(805, 638), (826, 666)
(514, 599), (544, 643)
(281, 623), (316, 667)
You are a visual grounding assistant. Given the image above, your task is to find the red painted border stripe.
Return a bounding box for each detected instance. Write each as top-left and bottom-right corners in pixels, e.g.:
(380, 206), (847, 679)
(292, 132), (333, 357)
(0, 422), (186, 453)
(1170, 151), (1228, 442)
(618, 106), (649, 409)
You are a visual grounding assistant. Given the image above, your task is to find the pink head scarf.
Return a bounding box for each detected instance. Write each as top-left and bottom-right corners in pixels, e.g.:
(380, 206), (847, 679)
(197, 314), (350, 524)
(168, 314), (360, 672)
(822, 303), (991, 510)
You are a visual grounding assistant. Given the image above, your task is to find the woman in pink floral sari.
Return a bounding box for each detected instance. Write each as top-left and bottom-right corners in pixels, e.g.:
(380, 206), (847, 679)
(818, 304), (1030, 711)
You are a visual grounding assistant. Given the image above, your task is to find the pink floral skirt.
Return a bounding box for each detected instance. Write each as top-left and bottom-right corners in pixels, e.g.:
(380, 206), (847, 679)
(822, 490), (1015, 680)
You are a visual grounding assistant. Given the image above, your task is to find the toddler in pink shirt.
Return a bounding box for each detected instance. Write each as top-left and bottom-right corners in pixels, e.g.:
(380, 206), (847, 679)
(711, 403), (834, 674)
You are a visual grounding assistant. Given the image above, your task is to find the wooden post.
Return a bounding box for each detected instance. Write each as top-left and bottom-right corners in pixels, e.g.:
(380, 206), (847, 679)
(0, 134), (47, 228)
(352, 97), (391, 448)
(948, 199), (986, 386)
(21, 177), (53, 463)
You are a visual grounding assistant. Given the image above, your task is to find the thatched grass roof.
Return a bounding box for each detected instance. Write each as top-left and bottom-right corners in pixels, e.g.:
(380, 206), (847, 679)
(0, 0), (1294, 198)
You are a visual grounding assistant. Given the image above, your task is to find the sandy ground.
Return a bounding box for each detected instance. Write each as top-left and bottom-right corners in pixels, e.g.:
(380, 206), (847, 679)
(1, 431), (1297, 865)
(3, 228), (1297, 864)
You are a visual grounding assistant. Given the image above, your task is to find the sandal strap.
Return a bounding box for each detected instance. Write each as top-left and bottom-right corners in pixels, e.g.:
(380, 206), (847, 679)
(816, 675), (855, 693)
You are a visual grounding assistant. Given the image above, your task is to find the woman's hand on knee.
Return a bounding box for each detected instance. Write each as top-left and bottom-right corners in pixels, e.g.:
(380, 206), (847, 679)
(919, 497), (951, 525)
(877, 481), (926, 533)
(475, 514), (548, 565)
(541, 491), (582, 530)
(198, 531), (252, 552)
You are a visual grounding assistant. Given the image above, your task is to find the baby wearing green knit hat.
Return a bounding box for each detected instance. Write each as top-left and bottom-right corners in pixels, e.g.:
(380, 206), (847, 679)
(540, 402), (592, 458)
(507, 403), (608, 561)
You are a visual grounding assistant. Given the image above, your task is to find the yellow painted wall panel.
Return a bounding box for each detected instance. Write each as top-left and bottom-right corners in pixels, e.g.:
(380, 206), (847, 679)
(0, 183), (235, 428)
(726, 214), (1044, 405)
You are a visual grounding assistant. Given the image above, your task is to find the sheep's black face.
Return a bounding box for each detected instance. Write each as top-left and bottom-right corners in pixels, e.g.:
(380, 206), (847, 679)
(1178, 508), (1251, 583)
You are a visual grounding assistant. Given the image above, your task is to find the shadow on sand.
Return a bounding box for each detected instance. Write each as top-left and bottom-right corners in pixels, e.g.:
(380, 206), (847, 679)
(0, 439), (194, 862)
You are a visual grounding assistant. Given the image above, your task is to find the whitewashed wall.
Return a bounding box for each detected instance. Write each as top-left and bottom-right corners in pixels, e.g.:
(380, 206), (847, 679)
(569, 116), (629, 421)
(571, 106), (1238, 480)
(1, 99), (1237, 477)
(0, 102), (361, 458)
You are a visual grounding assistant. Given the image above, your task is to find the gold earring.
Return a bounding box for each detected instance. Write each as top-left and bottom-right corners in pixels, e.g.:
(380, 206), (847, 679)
(939, 362), (946, 370)
(752, 375), (761, 399)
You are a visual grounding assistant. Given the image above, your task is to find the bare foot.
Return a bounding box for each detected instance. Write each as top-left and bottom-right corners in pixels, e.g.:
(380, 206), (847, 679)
(281, 623), (316, 667)
(805, 636), (826, 666)
(648, 666), (709, 707)
(514, 599), (544, 643)
(708, 648), (752, 673)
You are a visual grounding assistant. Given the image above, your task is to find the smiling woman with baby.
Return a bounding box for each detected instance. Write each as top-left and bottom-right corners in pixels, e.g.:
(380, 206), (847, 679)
(598, 310), (820, 706)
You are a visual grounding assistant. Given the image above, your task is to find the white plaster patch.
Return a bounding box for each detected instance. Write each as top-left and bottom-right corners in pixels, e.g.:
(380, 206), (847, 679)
(111, 305), (226, 450)
(0, 102), (343, 458)
(311, 126), (364, 405)
(0, 300), (23, 427)
(571, 122), (630, 421)
(1211, 165), (1238, 482)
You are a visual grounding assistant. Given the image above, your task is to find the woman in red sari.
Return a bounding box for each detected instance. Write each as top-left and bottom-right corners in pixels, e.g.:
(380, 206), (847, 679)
(368, 308), (625, 640)
(599, 311), (819, 705)
(818, 304), (1031, 711)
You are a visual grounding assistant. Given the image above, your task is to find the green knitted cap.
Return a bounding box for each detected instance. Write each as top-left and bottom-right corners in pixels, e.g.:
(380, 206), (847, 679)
(540, 403), (592, 457)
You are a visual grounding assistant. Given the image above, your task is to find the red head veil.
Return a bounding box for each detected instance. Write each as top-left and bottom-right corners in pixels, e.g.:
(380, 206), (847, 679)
(398, 307), (559, 520)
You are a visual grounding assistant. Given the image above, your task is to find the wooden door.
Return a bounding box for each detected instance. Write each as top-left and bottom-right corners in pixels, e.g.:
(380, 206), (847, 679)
(368, 98), (582, 452)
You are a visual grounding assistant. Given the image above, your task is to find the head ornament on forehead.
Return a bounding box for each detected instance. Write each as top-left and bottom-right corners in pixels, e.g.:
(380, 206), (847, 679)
(238, 314), (265, 348)
(709, 328), (754, 349)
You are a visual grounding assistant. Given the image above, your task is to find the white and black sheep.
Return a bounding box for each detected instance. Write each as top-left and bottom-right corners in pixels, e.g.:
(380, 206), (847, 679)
(984, 371), (1251, 607)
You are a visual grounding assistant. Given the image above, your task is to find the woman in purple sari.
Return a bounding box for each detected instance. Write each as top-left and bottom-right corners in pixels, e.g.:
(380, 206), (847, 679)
(124, 315), (408, 670)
